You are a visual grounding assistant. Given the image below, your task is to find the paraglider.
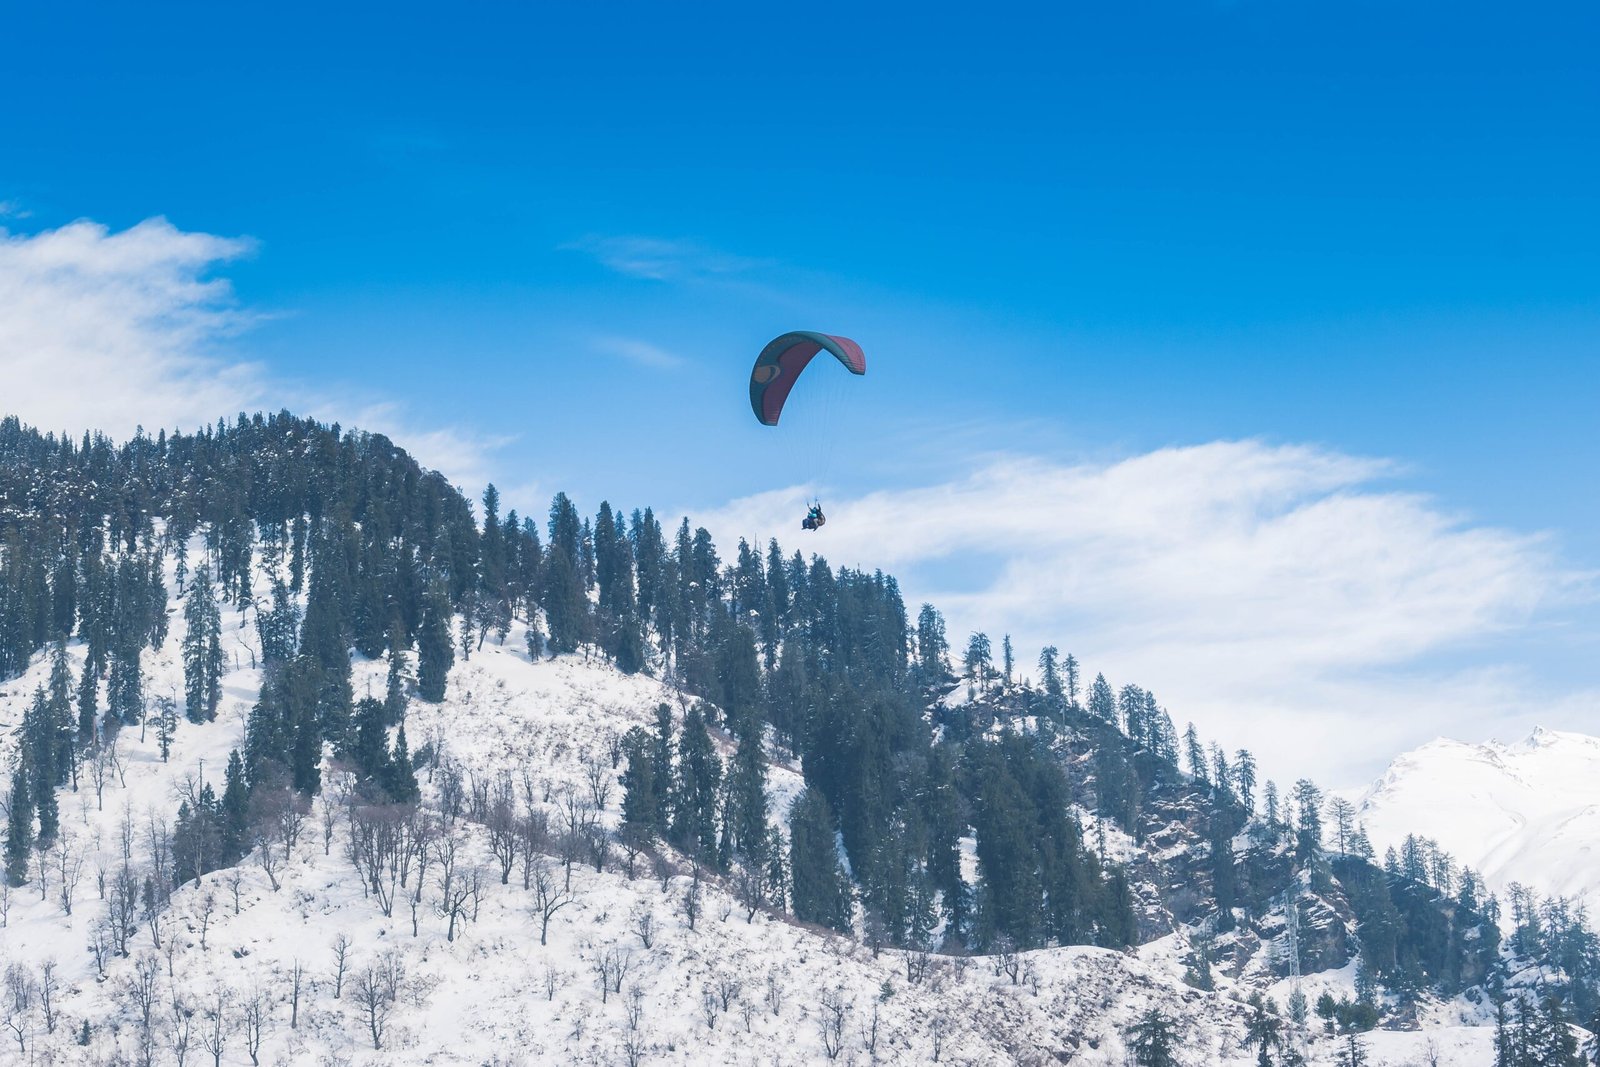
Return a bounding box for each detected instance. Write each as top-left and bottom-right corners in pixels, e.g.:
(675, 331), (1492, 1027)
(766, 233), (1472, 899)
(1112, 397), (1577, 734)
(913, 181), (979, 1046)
(749, 331), (864, 531)
(748, 331), (865, 427)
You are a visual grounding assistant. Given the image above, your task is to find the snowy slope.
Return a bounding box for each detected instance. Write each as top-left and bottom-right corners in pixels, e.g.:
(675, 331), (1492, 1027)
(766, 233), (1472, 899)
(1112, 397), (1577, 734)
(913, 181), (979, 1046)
(1353, 727), (1600, 911)
(0, 542), (1507, 1065)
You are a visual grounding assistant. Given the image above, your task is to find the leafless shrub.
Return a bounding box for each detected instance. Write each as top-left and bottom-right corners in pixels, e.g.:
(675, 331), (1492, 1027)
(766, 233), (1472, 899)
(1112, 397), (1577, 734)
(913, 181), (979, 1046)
(817, 988), (850, 1060)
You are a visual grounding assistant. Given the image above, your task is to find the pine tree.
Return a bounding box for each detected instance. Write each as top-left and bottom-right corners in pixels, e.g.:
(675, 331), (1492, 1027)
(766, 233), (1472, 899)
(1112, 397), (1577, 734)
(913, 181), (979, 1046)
(219, 750), (250, 865)
(963, 632), (993, 692)
(789, 789), (852, 934)
(1293, 779), (1325, 866)
(417, 582), (454, 703)
(914, 604), (948, 682)
(619, 727), (659, 843)
(1184, 723), (1207, 783)
(1125, 1010), (1179, 1067)
(384, 725), (420, 804)
(728, 735), (769, 866)
(182, 563), (225, 722)
(4, 759), (34, 887)
(1087, 672), (1115, 721)
(671, 705), (721, 859)
(24, 688), (59, 848)
(649, 704), (675, 834)
(1243, 997), (1283, 1067)
(154, 694), (178, 762)
(76, 662), (99, 747)
(351, 696), (389, 784)
(1037, 646), (1062, 699)
(1234, 749), (1257, 815)
(47, 642), (74, 781)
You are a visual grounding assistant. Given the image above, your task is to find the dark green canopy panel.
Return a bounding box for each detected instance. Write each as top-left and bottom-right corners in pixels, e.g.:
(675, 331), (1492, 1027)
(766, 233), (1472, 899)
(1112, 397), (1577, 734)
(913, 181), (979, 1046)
(749, 331), (866, 426)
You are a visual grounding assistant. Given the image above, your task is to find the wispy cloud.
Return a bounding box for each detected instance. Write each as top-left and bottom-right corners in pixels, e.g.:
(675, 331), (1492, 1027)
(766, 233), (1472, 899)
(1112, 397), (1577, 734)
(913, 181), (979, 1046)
(0, 215), (507, 492)
(565, 234), (765, 282)
(590, 335), (689, 370)
(697, 443), (1587, 786)
(0, 200), (30, 219)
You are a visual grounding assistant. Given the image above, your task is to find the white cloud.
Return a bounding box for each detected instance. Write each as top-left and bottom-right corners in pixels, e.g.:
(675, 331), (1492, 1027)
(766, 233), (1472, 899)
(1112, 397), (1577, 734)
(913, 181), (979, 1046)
(0, 217), (263, 437)
(590, 335), (688, 370)
(696, 443), (1584, 787)
(0, 216), (506, 491)
(565, 234), (763, 282)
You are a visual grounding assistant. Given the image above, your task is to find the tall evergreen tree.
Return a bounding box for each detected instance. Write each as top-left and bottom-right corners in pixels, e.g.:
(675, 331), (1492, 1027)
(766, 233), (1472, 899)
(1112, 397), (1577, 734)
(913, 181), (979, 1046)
(671, 705), (722, 859)
(182, 563), (225, 722)
(416, 582), (454, 702)
(1087, 672), (1115, 721)
(789, 789), (852, 933)
(3, 759), (34, 887)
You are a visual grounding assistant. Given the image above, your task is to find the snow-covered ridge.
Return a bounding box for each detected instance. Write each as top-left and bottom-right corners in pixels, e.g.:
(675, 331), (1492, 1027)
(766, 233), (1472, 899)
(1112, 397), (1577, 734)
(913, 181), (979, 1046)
(1353, 726), (1600, 911)
(0, 535), (1522, 1064)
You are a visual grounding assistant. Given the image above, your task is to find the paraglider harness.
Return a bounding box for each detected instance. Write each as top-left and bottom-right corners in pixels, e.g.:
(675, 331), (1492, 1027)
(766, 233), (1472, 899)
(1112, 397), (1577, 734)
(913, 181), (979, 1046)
(802, 502), (825, 531)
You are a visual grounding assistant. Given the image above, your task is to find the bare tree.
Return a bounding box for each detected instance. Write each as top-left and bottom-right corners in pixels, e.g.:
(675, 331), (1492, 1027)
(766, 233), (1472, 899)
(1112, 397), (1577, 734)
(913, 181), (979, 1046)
(239, 983), (269, 1065)
(485, 776), (520, 884)
(700, 986), (719, 1030)
(860, 1001), (880, 1058)
(765, 971), (785, 1016)
(353, 961), (395, 1050)
(437, 760), (465, 824)
(121, 953), (161, 1043)
(3, 963), (36, 1054)
(255, 828), (283, 891)
(681, 860), (703, 930)
(582, 749), (613, 810)
(590, 946), (633, 1004)
(36, 961), (57, 1035)
(108, 865), (140, 956)
(168, 991), (196, 1067)
(330, 933), (352, 998)
(930, 1015), (946, 1062)
(817, 988), (850, 1061)
(53, 833), (85, 915)
(288, 958), (305, 1029)
(632, 906), (656, 949)
(516, 810), (550, 890)
(625, 983), (646, 1031)
(735, 865), (765, 923)
(433, 830), (476, 941)
(714, 972), (741, 1012)
(88, 919), (111, 976)
(199, 986), (229, 1067)
(319, 789), (342, 857)
(197, 891), (217, 949)
(89, 740), (117, 811)
(530, 857), (575, 946)
(346, 803), (403, 916)
(542, 963), (564, 1002)
(224, 867), (245, 914)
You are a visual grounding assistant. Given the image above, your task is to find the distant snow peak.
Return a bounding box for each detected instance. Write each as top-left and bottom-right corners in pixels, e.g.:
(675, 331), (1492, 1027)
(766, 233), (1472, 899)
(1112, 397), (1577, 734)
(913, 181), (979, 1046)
(1355, 724), (1600, 911)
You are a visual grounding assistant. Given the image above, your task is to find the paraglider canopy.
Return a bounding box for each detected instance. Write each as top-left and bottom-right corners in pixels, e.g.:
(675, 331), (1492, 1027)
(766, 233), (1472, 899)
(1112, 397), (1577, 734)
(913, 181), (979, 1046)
(749, 331), (865, 426)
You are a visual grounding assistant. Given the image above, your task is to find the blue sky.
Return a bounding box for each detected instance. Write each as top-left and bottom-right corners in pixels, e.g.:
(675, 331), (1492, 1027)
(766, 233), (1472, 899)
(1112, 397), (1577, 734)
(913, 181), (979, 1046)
(2, 1), (1596, 784)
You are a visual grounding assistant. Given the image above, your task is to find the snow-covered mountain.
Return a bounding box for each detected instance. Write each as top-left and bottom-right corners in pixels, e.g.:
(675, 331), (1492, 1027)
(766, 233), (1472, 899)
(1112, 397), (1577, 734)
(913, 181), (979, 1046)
(1353, 727), (1600, 912)
(0, 538), (1508, 1065)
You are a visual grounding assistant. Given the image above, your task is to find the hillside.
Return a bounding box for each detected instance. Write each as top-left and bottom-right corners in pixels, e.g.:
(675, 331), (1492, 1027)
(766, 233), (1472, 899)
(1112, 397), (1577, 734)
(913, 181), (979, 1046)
(0, 412), (1592, 1066)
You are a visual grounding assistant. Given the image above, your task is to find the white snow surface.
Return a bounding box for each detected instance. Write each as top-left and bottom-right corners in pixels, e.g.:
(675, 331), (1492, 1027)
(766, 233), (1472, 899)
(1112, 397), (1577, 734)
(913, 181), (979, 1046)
(1352, 726), (1600, 912)
(0, 544), (1515, 1065)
